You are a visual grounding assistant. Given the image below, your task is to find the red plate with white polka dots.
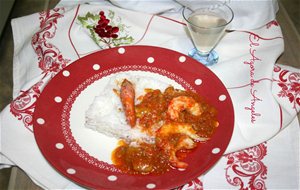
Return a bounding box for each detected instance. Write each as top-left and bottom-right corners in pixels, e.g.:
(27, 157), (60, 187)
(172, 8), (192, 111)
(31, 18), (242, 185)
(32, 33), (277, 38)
(33, 46), (234, 190)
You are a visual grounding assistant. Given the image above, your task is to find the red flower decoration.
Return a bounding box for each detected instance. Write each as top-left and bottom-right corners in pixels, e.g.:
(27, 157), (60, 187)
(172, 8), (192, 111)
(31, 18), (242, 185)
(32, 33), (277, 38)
(94, 11), (119, 39)
(290, 82), (300, 93)
(275, 67), (300, 109)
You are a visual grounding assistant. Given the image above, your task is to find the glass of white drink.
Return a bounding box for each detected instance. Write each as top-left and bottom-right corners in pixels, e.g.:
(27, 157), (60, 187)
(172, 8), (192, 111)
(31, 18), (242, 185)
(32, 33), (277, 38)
(182, 1), (234, 66)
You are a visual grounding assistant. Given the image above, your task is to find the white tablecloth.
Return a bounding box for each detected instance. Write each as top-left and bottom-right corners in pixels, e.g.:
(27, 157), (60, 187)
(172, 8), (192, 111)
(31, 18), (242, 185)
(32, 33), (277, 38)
(1, 1), (299, 189)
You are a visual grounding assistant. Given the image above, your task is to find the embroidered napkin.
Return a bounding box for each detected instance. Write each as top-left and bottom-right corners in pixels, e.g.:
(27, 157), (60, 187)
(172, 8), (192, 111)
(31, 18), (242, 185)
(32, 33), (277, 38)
(0, 1), (299, 189)
(178, 117), (299, 190)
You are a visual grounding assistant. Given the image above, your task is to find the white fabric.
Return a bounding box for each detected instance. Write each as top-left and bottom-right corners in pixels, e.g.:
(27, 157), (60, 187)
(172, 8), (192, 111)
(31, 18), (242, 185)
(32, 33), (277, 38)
(57, 0), (279, 30)
(0, 1), (299, 189)
(180, 117), (299, 190)
(102, 0), (279, 30)
(110, 0), (182, 14)
(8, 3), (297, 153)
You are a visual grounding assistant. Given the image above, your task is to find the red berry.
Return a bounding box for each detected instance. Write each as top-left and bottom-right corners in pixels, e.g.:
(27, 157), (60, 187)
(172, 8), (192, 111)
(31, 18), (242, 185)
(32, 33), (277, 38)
(105, 32), (112, 38)
(95, 25), (103, 30)
(98, 20), (104, 25)
(111, 34), (118, 38)
(105, 26), (112, 31)
(100, 22), (108, 28)
(99, 32), (106, 38)
(111, 27), (119, 33)
(104, 19), (110, 24)
(94, 12), (120, 40)
(100, 15), (106, 20)
(95, 28), (105, 35)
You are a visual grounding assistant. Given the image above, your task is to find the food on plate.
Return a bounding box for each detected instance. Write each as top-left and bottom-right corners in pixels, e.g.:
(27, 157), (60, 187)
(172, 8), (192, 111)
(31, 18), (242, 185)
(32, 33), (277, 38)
(120, 79), (136, 128)
(85, 76), (219, 174)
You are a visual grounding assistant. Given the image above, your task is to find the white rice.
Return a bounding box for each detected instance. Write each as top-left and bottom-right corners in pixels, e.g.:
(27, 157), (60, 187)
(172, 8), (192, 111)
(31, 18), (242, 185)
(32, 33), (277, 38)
(85, 73), (170, 144)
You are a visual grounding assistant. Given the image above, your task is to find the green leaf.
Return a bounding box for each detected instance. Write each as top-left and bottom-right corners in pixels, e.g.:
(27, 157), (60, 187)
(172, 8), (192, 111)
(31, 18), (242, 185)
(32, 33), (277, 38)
(77, 12), (99, 28)
(89, 28), (100, 46)
(112, 36), (134, 46)
(108, 10), (115, 19)
(85, 12), (99, 20)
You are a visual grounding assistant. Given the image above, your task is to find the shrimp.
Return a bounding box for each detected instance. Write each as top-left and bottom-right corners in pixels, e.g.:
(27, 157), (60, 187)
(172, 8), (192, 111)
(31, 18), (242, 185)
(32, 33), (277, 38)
(169, 136), (195, 169)
(167, 96), (203, 120)
(120, 79), (136, 127)
(157, 123), (204, 141)
(156, 123), (208, 169)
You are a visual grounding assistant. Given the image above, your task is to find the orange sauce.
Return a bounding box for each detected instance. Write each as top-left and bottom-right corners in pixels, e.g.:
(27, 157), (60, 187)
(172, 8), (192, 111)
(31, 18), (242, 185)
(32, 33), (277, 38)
(111, 87), (218, 174)
(112, 141), (170, 174)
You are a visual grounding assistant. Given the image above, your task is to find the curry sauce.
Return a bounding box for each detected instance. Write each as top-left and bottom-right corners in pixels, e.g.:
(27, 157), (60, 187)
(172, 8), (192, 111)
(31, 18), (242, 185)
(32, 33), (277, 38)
(112, 85), (219, 174)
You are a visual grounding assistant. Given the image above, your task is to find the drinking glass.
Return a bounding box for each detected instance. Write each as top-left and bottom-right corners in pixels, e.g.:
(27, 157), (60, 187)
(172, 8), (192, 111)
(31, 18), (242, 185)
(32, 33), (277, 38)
(182, 2), (234, 66)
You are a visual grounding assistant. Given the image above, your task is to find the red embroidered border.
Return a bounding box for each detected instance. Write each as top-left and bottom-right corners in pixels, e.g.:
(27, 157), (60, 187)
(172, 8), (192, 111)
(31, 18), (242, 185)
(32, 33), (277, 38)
(10, 8), (70, 131)
(225, 143), (268, 190)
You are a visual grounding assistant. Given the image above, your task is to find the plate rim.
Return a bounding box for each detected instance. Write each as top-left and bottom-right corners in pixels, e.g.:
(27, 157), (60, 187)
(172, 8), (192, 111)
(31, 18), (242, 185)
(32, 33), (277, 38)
(33, 45), (235, 189)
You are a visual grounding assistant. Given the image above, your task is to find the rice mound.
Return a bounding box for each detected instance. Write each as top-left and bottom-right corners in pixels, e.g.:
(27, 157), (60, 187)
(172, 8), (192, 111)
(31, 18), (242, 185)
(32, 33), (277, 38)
(85, 73), (169, 144)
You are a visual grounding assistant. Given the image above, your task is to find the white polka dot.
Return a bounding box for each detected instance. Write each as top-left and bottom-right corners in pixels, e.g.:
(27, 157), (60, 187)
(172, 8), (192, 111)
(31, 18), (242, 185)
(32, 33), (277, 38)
(179, 56), (186, 62)
(107, 175), (117, 181)
(147, 57), (155, 63)
(195, 79), (202, 85)
(67, 168), (76, 174)
(212, 148), (221, 154)
(146, 183), (156, 189)
(93, 64), (100, 70)
(37, 118), (45, 125)
(219, 95), (227, 101)
(55, 143), (64, 149)
(118, 47), (125, 54)
(63, 70), (70, 77)
(54, 96), (62, 103)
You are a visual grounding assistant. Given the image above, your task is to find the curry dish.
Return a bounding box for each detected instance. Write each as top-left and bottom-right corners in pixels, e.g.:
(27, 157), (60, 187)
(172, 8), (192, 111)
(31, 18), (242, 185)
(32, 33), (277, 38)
(111, 79), (219, 174)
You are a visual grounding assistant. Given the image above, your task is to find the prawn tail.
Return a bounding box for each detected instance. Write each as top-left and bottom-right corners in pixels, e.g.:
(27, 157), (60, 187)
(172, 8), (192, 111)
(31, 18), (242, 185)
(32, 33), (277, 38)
(120, 79), (136, 127)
